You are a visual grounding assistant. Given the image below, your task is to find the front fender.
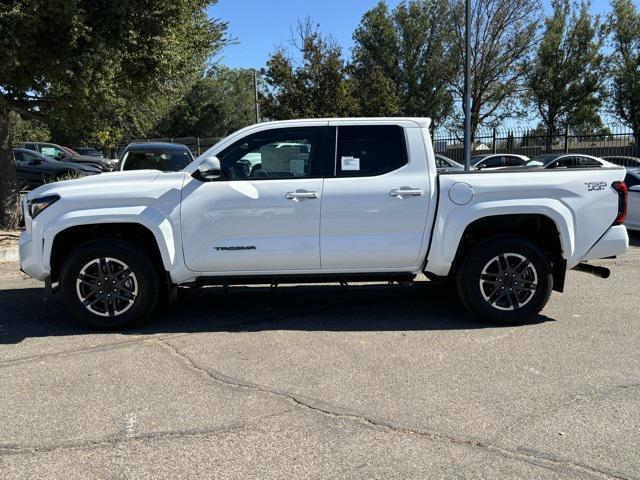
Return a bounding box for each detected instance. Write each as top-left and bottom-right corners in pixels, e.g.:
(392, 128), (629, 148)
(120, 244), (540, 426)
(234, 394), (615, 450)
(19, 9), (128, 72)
(42, 206), (179, 273)
(426, 199), (574, 277)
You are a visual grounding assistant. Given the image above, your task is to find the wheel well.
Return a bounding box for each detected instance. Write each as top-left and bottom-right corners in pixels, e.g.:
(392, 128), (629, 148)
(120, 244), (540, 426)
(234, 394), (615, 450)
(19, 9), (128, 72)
(454, 214), (566, 292)
(50, 223), (165, 283)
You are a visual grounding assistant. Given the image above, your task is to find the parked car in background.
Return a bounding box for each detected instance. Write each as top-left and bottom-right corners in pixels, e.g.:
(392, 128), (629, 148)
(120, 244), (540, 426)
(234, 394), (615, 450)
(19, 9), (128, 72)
(17, 142), (77, 159)
(13, 148), (100, 190)
(624, 168), (640, 232)
(602, 156), (640, 168)
(471, 154), (529, 169)
(73, 147), (104, 158)
(522, 154), (610, 169)
(119, 142), (194, 172)
(435, 154), (464, 171)
(17, 142), (117, 171)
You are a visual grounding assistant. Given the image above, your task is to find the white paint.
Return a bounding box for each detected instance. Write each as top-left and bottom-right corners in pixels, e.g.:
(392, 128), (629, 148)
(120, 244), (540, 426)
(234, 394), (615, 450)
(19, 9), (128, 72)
(124, 413), (137, 438)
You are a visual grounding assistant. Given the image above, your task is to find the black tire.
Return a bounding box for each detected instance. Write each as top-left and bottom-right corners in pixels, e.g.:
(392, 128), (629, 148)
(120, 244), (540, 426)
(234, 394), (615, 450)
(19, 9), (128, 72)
(456, 235), (553, 324)
(60, 239), (160, 330)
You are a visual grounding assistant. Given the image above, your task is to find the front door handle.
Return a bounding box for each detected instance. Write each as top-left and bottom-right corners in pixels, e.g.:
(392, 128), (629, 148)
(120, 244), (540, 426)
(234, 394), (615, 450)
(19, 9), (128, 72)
(285, 190), (319, 201)
(389, 188), (424, 198)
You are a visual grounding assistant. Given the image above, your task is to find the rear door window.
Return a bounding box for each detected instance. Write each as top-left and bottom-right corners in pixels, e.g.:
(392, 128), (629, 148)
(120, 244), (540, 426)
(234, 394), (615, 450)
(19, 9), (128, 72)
(478, 156), (504, 168)
(334, 125), (408, 177)
(504, 156), (524, 166)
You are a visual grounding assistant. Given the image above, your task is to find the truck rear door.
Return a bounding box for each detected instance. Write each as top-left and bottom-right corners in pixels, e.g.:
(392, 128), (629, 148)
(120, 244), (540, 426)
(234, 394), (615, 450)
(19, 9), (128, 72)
(320, 122), (434, 270)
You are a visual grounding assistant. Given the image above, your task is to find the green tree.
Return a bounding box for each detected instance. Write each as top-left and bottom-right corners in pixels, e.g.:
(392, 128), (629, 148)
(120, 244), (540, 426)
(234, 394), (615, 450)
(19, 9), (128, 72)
(0, 0), (227, 227)
(154, 67), (258, 139)
(262, 19), (356, 120)
(449, 0), (541, 143)
(8, 112), (50, 145)
(526, 0), (604, 150)
(608, 0), (640, 155)
(351, 0), (454, 122)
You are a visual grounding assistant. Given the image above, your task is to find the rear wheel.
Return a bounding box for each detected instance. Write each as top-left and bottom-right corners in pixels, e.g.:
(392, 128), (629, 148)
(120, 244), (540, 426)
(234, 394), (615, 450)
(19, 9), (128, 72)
(456, 235), (553, 324)
(60, 239), (160, 329)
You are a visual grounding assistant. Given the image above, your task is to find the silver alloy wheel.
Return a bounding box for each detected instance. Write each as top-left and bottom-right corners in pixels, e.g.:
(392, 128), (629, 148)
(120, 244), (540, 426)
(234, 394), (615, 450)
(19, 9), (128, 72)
(75, 257), (139, 317)
(479, 253), (538, 311)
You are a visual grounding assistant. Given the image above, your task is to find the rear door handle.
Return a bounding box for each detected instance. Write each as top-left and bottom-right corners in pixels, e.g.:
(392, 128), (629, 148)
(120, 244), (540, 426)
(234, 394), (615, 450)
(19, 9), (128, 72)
(285, 190), (319, 201)
(389, 188), (424, 198)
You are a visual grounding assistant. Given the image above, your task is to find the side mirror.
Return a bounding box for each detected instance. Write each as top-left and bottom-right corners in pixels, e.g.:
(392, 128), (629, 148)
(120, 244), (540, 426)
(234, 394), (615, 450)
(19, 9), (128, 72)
(192, 156), (221, 182)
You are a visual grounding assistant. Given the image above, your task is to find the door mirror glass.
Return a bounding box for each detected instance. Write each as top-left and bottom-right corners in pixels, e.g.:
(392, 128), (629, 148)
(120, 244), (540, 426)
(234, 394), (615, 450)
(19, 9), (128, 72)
(193, 156), (221, 182)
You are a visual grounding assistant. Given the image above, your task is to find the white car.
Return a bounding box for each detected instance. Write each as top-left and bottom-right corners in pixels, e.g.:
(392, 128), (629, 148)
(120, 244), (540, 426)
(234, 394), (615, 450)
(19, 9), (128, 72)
(522, 154), (611, 169)
(471, 154), (529, 169)
(624, 168), (640, 231)
(19, 118), (629, 329)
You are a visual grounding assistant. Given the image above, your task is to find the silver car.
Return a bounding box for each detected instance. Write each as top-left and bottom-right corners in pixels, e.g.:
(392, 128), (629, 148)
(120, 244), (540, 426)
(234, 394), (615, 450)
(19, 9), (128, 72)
(625, 169), (640, 232)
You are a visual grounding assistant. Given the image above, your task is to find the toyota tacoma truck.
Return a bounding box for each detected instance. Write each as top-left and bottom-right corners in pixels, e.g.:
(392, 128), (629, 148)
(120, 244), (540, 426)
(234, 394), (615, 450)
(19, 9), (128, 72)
(19, 118), (630, 329)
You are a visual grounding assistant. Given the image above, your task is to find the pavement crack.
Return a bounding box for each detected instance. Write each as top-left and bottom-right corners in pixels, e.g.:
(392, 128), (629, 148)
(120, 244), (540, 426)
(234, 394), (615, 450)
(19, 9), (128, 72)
(0, 410), (293, 457)
(155, 338), (633, 480)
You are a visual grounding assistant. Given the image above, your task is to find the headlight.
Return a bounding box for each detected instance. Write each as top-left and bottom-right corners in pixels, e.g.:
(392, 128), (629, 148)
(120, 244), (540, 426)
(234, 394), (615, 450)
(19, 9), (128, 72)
(27, 195), (60, 219)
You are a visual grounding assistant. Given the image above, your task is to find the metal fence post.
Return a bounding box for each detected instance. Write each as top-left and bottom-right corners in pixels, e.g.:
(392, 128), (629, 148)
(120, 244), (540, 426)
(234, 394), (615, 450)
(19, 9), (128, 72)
(492, 128), (497, 154)
(564, 125), (569, 153)
(197, 137), (201, 156)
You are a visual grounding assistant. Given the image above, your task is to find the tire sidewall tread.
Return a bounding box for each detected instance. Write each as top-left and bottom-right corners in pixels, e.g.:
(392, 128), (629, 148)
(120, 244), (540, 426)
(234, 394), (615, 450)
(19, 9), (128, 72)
(456, 235), (553, 324)
(60, 239), (160, 330)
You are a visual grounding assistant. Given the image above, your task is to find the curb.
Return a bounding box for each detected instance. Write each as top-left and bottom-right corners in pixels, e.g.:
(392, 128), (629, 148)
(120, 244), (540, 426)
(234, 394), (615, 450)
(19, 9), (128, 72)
(0, 247), (19, 263)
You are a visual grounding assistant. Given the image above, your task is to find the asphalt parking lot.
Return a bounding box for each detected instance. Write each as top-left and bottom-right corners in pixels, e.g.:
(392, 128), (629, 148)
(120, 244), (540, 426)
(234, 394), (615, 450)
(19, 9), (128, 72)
(0, 234), (639, 479)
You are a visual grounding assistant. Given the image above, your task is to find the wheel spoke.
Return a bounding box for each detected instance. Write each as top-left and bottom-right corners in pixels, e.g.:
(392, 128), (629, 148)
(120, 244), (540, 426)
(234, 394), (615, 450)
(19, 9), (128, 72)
(479, 252), (539, 312)
(83, 295), (103, 308)
(77, 257), (138, 318)
(78, 273), (99, 283)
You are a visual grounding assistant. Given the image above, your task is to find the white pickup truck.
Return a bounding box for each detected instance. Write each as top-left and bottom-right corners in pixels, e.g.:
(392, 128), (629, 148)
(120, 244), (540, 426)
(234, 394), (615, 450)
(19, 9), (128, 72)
(19, 118), (630, 329)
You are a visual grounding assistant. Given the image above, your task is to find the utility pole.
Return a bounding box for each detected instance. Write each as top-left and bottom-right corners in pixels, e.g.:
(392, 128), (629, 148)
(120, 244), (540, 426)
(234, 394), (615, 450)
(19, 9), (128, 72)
(254, 69), (260, 124)
(463, 0), (472, 171)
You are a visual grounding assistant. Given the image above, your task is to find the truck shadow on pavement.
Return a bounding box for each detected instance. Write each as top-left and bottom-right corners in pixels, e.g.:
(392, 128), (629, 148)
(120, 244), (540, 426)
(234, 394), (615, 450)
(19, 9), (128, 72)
(0, 282), (554, 344)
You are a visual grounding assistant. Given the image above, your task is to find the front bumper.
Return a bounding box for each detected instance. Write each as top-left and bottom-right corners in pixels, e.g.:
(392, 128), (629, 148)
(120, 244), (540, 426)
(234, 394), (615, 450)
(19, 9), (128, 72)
(581, 225), (629, 262)
(19, 231), (48, 281)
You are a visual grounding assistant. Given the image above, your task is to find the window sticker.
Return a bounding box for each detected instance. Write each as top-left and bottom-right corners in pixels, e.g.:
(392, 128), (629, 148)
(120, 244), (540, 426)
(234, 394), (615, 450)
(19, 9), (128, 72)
(341, 156), (360, 171)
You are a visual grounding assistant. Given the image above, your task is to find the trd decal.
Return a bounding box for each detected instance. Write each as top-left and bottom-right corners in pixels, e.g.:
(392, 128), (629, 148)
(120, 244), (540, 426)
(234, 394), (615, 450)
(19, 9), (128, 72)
(584, 181), (607, 192)
(214, 246), (257, 251)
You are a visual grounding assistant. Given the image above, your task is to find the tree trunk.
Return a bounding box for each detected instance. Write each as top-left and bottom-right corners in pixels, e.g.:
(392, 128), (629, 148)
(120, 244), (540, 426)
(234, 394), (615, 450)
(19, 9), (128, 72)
(0, 100), (20, 229)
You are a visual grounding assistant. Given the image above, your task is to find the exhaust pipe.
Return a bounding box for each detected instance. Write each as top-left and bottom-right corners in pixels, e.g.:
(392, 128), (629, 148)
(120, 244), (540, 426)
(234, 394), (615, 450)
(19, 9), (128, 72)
(573, 263), (611, 279)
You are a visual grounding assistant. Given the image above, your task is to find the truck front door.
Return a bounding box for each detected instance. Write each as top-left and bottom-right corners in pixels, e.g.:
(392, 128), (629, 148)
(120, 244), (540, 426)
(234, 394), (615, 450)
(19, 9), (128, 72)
(181, 125), (328, 273)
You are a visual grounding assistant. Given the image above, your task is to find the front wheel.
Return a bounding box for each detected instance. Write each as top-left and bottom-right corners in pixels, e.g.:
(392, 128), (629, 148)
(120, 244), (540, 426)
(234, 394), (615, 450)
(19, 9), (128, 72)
(456, 235), (553, 324)
(60, 239), (160, 329)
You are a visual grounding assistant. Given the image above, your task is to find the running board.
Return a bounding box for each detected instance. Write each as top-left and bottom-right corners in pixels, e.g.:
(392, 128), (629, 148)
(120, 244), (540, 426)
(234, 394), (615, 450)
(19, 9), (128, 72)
(186, 272), (416, 288)
(572, 263), (611, 279)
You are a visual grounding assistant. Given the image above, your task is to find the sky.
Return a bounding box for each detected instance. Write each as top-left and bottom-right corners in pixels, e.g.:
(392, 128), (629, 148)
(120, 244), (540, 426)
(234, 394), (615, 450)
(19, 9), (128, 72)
(209, 0), (637, 69)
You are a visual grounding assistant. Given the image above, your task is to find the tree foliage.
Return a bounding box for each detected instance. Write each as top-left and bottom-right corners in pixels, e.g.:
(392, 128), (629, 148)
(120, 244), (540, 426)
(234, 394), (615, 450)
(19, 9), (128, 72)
(526, 0), (604, 141)
(351, 0), (455, 122)
(262, 19), (356, 120)
(154, 66), (258, 139)
(608, 0), (640, 154)
(449, 0), (541, 142)
(8, 112), (50, 145)
(0, 0), (227, 227)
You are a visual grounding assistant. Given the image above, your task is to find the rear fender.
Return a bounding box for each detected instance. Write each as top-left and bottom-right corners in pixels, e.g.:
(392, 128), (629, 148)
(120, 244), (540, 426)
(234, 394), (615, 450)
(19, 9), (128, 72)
(426, 201), (574, 277)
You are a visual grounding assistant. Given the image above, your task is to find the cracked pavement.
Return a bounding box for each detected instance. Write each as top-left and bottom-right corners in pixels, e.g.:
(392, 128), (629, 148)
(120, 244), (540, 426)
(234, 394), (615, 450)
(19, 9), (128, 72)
(0, 233), (639, 479)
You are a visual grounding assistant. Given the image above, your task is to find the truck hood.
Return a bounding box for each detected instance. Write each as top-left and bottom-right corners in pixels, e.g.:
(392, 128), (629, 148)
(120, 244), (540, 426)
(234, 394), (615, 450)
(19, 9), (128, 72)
(26, 170), (176, 200)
